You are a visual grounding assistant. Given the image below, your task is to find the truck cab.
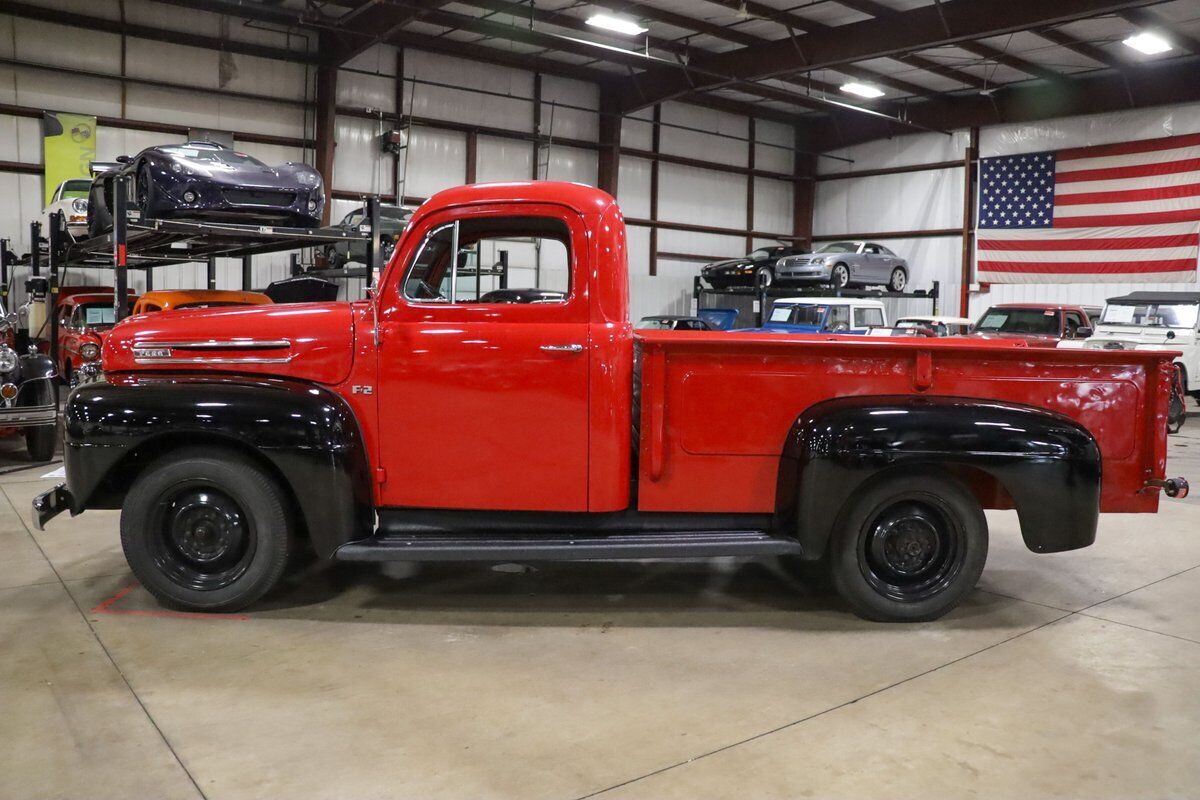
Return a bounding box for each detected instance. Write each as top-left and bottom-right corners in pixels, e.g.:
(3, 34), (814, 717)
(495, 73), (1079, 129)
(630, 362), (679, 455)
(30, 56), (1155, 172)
(34, 182), (1187, 624)
(1078, 292), (1200, 398)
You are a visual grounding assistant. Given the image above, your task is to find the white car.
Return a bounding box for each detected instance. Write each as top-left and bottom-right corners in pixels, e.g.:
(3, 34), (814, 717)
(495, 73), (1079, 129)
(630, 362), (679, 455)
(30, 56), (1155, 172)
(1074, 292), (1200, 397)
(41, 179), (92, 238)
(759, 296), (887, 334)
(895, 315), (973, 336)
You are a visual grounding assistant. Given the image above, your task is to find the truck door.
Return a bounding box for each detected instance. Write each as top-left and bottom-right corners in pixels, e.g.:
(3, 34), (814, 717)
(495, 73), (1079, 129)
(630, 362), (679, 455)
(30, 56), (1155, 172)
(375, 203), (592, 512)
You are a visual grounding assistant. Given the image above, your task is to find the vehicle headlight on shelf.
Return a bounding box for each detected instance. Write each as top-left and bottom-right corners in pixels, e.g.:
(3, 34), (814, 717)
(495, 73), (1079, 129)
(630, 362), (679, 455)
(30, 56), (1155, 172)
(308, 199), (318, 212)
(0, 346), (18, 374)
(71, 198), (88, 213)
(297, 170), (321, 186)
(80, 343), (101, 361)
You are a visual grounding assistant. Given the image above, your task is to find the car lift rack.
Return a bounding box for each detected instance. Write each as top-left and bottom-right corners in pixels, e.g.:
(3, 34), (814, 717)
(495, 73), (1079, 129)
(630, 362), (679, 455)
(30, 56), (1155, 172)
(1, 174), (385, 373)
(694, 277), (941, 327)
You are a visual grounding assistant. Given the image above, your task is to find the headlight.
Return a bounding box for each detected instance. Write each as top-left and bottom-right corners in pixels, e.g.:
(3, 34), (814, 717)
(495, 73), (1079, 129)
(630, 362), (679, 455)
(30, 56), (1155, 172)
(0, 346), (17, 373)
(171, 162), (183, 172)
(71, 198), (88, 213)
(80, 343), (101, 361)
(297, 170), (321, 186)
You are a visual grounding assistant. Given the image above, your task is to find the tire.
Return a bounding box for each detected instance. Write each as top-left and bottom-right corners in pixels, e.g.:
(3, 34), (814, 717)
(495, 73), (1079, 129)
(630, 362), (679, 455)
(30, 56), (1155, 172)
(830, 263), (850, 289)
(828, 471), (987, 622)
(60, 361), (73, 388)
(136, 165), (156, 220)
(88, 182), (112, 237)
(25, 424), (55, 462)
(755, 266), (774, 289)
(888, 268), (907, 293)
(120, 447), (293, 612)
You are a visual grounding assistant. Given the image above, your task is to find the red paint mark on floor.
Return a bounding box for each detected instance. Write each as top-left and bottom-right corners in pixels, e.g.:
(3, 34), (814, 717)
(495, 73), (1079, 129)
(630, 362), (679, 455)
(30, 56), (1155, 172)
(91, 581), (249, 621)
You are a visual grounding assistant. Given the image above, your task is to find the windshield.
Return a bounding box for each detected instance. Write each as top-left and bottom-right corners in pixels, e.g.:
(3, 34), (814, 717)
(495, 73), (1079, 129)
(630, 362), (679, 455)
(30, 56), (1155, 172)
(975, 307), (1060, 335)
(1101, 302), (1200, 329)
(748, 248), (774, 259)
(61, 180), (91, 199)
(161, 146), (267, 168)
(636, 319), (671, 330)
(817, 242), (857, 254)
(81, 305), (116, 326)
(770, 303), (825, 325)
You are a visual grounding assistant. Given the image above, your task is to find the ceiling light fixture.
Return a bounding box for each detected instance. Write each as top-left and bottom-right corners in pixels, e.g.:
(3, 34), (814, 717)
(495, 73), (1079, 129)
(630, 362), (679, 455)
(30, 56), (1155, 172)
(1123, 31), (1172, 55)
(586, 13), (648, 36)
(840, 82), (885, 99)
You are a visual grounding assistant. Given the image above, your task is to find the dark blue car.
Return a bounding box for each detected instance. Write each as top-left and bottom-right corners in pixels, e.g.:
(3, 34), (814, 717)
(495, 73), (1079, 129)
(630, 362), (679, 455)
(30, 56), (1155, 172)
(88, 141), (325, 235)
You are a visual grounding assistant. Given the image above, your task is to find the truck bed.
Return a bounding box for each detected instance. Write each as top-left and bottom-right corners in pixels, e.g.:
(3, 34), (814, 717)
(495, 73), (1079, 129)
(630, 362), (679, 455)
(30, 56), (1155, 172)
(635, 331), (1173, 515)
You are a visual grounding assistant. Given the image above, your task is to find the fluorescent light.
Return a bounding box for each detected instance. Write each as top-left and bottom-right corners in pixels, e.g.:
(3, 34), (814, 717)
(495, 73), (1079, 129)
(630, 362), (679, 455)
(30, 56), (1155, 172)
(840, 82), (885, 99)
(586, 13), (648, 36)
(1123, 31), (1172, 55)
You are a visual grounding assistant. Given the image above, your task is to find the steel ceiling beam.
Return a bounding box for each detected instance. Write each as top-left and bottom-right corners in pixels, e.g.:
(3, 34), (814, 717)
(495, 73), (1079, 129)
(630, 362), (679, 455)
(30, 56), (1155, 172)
(613, 0), (1169, 112)
(802, 53), (1200, 150)
(1033, 26), (1130, 68)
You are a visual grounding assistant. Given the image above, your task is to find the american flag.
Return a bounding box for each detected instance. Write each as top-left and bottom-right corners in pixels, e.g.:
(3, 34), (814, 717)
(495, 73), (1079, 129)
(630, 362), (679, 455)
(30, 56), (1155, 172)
(976, 133), (1200, 284)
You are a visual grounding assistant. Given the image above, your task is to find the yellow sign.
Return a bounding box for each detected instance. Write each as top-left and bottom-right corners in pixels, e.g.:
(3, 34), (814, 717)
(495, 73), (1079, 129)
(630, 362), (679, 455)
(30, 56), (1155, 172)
(42, 112), (97, 206)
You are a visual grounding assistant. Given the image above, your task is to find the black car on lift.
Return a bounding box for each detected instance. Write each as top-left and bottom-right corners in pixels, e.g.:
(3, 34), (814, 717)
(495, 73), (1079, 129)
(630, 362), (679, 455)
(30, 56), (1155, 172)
(700, 244), (805, 289)
(88, 141), (326, 236)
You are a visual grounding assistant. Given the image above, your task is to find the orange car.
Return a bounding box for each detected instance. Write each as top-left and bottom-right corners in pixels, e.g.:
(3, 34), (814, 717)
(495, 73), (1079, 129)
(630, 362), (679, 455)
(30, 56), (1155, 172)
(131, 290), (273, 316)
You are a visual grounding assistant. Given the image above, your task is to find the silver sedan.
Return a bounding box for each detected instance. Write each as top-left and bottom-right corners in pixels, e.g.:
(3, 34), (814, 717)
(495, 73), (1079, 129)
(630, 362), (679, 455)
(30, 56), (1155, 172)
(775, 241), (910, 291)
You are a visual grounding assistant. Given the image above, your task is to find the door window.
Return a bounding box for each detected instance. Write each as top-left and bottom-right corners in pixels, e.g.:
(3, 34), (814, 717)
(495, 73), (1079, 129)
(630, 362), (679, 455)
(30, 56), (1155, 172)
(403, 216), (571, 304)
(827, 306), (851, 330)
(854, 307), (884, 328)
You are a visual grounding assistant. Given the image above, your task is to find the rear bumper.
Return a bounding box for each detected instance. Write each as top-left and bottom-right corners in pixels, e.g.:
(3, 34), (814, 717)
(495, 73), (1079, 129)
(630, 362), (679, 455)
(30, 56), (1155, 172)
(33, 483), (73, 531)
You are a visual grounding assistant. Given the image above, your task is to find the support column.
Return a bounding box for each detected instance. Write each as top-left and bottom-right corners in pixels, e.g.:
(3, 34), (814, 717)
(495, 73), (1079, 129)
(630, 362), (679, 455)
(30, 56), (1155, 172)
(315, 53), (338, 226)
(960, 126), (980, 318)
(792, 127), (815, 249)
(465, 131), (478, 185)
(649, 104), (660, 277)
(207, 257), (218, 290)
(112, 178), (128, 322)
(241, 255), (253, 291)
(596, 87), (621, 198)
(746, 118), (756, 253)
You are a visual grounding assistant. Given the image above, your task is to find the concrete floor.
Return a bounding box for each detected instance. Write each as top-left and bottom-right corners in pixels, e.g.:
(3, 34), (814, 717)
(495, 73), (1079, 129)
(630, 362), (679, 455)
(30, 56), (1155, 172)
(4, 428), (1200, 800)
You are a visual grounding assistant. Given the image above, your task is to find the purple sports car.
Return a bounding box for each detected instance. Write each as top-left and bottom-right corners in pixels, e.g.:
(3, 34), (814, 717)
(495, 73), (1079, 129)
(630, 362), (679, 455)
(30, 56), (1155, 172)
(88, 141), (325, 235)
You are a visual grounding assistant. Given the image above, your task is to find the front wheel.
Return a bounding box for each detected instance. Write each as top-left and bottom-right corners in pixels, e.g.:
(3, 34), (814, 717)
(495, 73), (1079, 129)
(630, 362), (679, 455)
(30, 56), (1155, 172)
(830, 263), (849, 289)
(755, 266), (774, 289)
(888, 268), (907, 293)
(121, 447), (293, 612)
(25, 424), (55, 462)
(828, 472), (987, 622)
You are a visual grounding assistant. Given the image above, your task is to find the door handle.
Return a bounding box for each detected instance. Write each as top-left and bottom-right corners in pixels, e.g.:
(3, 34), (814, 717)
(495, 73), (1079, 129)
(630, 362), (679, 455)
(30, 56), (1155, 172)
(540, 344), (584, 353)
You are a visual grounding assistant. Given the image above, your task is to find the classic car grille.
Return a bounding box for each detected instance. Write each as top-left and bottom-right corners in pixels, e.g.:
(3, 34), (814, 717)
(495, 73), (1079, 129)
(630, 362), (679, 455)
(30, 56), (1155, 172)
(222, 189), (296, 207)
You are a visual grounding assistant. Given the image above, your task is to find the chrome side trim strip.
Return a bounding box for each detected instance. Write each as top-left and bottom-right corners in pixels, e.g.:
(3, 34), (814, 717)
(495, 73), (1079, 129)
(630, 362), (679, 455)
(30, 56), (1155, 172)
(133, 356), (295, 365)
(135, 339), (291, 351)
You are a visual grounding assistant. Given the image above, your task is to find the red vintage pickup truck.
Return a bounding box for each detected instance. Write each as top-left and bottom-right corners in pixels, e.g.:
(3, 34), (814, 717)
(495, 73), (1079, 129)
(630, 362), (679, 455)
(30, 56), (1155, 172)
(35, 182), (1187, 622)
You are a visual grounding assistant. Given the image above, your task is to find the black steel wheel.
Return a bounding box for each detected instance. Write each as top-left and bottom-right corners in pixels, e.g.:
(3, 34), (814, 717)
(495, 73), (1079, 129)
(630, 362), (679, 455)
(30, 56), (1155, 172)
(829, 472), (987, 622)
(831, 263), (850, 289)
(121, 447), (293, 612)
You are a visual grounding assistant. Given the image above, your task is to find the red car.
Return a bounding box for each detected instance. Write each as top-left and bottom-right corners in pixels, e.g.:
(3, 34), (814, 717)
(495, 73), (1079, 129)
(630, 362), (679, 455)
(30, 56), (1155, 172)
(971, 303), (1101, 345)
(36, 182), (1185, 623)
(55, 289), (136, 385)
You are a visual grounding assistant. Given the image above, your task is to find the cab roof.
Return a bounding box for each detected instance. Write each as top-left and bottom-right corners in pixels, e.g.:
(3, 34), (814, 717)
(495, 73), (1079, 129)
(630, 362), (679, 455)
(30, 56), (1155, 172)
(775, 296), (885, 306)
(419, 181), (617, 218)
(137, 290), (272, 310)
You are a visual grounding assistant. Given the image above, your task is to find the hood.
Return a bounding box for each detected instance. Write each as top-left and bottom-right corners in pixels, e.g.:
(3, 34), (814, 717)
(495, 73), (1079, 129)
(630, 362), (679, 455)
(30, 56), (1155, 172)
(1085, 326), (1192, 349)
(738, 323), (824, 334)
(103, 302), (354, 385)
(702, 258), (755, 274)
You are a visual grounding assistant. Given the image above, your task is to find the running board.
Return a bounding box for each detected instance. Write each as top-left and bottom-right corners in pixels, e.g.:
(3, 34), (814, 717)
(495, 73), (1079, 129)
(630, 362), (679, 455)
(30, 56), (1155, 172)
(334, 530), (802, 562)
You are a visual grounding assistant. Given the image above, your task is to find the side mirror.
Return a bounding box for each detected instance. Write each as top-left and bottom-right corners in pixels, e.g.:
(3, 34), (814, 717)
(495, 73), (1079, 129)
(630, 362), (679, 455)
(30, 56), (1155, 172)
(115, 155), (132, 164)
(1075, 326), (1093, 339)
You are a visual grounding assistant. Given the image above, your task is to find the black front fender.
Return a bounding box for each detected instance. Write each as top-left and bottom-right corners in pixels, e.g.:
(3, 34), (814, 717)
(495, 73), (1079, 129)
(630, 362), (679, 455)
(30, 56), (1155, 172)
(63, 374), (373, 558)
(776, 395), (1102, 559)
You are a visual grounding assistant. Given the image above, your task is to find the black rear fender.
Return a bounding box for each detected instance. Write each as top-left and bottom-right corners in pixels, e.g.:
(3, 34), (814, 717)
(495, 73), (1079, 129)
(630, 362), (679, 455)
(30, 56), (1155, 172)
(63, 375), (373, 558)
(776, 395), (1102, 559)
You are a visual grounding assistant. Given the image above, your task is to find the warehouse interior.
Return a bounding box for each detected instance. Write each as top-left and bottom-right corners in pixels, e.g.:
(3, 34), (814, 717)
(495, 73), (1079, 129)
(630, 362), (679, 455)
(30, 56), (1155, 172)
(4, 0), (1200, 797)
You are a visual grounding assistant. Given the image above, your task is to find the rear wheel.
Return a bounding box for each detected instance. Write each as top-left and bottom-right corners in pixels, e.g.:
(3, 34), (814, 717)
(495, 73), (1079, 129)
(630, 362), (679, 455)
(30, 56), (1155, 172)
(828, 472), (987, 622)
(121, 447), (293, 612)
(755, 266), (774, 289)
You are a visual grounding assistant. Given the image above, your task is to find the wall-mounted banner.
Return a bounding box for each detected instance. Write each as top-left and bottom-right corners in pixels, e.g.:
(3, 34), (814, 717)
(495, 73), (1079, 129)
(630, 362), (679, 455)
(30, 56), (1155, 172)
(42, 112), (97, 206)
(976, 132), (1200, 284)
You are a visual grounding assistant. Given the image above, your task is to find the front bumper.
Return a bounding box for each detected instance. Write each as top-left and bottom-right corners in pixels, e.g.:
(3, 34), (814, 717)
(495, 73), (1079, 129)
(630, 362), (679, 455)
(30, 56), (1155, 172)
(33, 483), (73, 531)
(776, 265), (833, 283)
(0, 403), (57, 427)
